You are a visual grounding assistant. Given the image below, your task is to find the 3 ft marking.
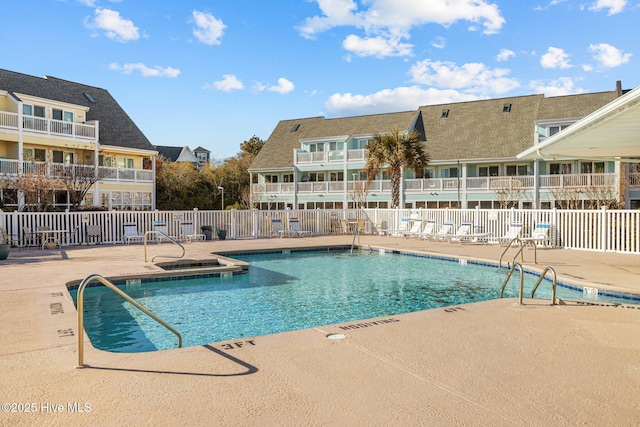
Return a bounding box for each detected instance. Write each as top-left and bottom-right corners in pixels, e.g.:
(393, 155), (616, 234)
(220, 340), (255, 350)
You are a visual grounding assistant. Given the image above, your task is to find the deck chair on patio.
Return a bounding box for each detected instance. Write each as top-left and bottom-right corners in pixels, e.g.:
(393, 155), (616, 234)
(388, 217), (410, 236)
(489, 223), (523, 245)
(415, 220), (436, 239)
(180, 221), (205, 242)
(270, 218), (289, 237)
(0, 227), (17, 247)
(123, 222), (144, 244)
(21, 227), (39, 249)
(288, 218), (312, 237)
(402, 220), (423, 238)
(153, 220), (171, 243)
(428, 221), (454, 241)
(448, 221), (473, 242)
(521, 223), (551, 248)
(85, 225), (102, 245)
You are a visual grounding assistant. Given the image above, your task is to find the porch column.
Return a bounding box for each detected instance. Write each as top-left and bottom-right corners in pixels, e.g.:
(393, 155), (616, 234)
(533, 160), (540, 209)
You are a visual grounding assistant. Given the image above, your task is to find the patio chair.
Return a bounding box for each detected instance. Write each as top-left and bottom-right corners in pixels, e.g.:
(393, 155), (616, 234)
(448, 221), (473, 243)
(388, 217), (410, 236)
(123, 222), (144, 244)
(521, 223), (551, 248)
(288, 218), (312, 237)
(0, 227), (17, 246)
(153, 220), (171, 243)
(66, 225), (81, 246)
(85, 225), (102, 245)
(415, 220), (437, 239)
(489, 223), (523, 245)
(21, 227), (39, 249)
(270, 218), (289, 237)
(180, 221), (205, 242)
(428, 221), (454, 241)
(402, 220), (423, 238)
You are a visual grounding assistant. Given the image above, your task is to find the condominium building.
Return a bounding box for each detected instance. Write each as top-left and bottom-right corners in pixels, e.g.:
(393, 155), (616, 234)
(250, 82), (639, 210)
(0, 69), (156, 211)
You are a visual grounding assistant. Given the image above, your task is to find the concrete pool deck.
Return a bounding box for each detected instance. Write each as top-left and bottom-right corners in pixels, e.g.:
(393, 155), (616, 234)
(0, 235), (638, 426)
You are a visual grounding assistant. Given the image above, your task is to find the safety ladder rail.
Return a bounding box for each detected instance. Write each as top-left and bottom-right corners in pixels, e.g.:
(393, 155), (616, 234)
(350, 220), (363, 253)
(76, 273), (182, 368)
(143, 230), (185, 262)
(530, 266), (558, 305)
(498, 237), (538, 271)
(499, 262), (525, 305)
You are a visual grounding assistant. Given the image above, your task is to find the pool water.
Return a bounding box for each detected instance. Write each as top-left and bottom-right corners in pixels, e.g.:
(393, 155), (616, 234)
(71, 249), (633, 353)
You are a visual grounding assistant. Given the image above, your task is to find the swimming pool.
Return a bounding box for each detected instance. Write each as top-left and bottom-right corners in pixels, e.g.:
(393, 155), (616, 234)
(70, 248), (636, 353)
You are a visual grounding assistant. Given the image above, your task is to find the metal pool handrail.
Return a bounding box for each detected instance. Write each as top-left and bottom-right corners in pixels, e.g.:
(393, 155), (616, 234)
(76, 273), (182, 368)
(499, 261), (525, 305)
(143, 230), (185, 262)
(530, 266), (558, 305)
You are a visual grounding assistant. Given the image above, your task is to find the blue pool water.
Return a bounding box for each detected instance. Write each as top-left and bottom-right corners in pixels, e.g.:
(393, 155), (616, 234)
(70, 249), (635, 353)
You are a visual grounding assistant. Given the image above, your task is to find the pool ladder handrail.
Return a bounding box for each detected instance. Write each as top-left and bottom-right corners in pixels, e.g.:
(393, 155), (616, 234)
(499, 263), (558, 306)
(143, 230), (185, 262)
(498, 237), (538, 271)
(350, 220), (363, 253)
(76, 273), (182, 369)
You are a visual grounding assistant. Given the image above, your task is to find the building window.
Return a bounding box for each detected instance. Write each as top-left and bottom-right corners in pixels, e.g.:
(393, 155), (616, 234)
(506, 165), (529, 176)
(549, 163), (572, 174)
(282, 174), (294, 183)
(23, 104), (45, 117)
(442, 167), (458, 178)
(52, 150), (74, 164)
(116, 157), (135, 169)
(440, 109), (450, 118)
(580, 162), (605, 173)
(265, 175), (278, 183)
(329, 171), (344, 181)
(99, 155), (112, 167)
(502, 103), (512, 113)
(309, 172), (325, 182)
(478, 165), (499, 177)
(23, 148), (46, 161)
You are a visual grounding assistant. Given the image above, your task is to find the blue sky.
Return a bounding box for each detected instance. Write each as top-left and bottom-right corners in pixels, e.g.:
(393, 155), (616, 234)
(2, 0), (638, 159)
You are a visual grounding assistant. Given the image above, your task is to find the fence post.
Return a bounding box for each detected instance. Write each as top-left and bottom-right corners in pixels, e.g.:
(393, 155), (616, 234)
(252, 209), (259, 238)
(600, 206), (608, 252)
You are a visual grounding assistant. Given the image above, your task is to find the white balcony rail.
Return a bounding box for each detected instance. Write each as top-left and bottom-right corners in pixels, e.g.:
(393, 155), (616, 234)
(0, 110), (96, 140)
(0, 159), (152, 183)
(294, 148), (367, 164)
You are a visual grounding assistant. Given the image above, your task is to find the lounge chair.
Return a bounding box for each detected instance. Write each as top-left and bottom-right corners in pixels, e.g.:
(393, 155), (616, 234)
(123, 222), (144, 244)
(21, 227), (38, 249)
(521, 223), (551, 247)
(0, 227), (17, 246)
(270, 218), (289, 237)
(288, 218), (312, 237)
(489, 223), (523, 245)
(388, 217), (409, 236)
(153, 220), (171, 243)
(402, 220), (423, 238)
(448, 221), (473, 242)
(85, 225), (102, 245)
(415, 220), (437, 239)
(180, 221), (205, 242)
(429, 221), (454, 241)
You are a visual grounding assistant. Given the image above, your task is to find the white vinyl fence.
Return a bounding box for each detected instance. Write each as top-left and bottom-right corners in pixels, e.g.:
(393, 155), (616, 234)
(1, 207), (639, 254)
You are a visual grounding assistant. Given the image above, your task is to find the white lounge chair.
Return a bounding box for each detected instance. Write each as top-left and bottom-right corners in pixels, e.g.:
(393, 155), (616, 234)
(429, 221), (454, 241)
(489, 223), (523, 245)
(271, 218), (289, 237)
(153, 221), (171, 243)
(402, 220), (423, 238)
(288, 218), (312, 237)
(389, 217), (410, 236)
(521, 223), (551, 247)
(448, 221), (473, 242)
(180, 222), (205, 242)
(123, 222), (144, 244)
(415, 220), (437, 239)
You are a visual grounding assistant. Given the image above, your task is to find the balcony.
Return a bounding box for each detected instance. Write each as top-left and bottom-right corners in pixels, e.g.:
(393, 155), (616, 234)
(252, 173), (618, 196)
(0, 110), (97, 141)
(0, 159), (153, 183)
(294, 149), (367, 165)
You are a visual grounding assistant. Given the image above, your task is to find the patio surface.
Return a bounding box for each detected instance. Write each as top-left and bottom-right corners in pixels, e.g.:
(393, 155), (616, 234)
(0, 235), (639, 426)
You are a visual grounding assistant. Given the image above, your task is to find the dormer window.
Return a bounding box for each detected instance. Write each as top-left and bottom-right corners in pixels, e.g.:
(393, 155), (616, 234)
(440, 109), (450, 118)
(502, 103), (512, 113)
(291, 123), (300, 132)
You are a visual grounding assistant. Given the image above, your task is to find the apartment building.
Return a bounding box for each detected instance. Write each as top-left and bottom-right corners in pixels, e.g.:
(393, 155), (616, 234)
(250, 83), (639, 210)
(0, 69), (156, 211)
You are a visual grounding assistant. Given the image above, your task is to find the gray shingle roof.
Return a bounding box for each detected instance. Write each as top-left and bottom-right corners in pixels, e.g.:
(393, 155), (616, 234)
(250, 111), (420, 171)
(0, 68), (154, 151)
(155, 146), (184, 162)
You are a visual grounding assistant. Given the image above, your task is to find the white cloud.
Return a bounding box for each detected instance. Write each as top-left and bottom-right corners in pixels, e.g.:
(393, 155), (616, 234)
(324, 86), (478, 116)
(192, 10), (226, 45)
(540, 47), (572, 69)
(589, 0), (627, 15)
(342, 34), (413, 58)
(529, 77), (585, 96)
(588, 43), (632, 67)
(84, 8), (140, 42)
(409, 59), (520, 95)
(204, 74), (244, 91)
(298, 0), (505, 58)
(496, 48), (515, 62)
(431, 36), (446, 49)
(109, 63), (180, 78)
(77, 0), (98, 6)
(268, 78), (295, 94)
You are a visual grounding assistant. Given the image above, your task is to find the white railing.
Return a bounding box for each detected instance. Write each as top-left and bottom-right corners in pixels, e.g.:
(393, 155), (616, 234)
(294, 148), (368, 164)
(0, 159), (152, 183)
(1, 207), (639, 254)
(0, 110), (97, 140)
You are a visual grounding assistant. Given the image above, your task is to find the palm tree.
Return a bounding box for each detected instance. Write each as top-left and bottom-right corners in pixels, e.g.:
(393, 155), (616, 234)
(365, 129), (429, 208)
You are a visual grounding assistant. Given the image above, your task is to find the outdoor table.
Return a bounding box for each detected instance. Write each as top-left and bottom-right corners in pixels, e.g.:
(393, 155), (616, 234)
(36, 229), (67, 249)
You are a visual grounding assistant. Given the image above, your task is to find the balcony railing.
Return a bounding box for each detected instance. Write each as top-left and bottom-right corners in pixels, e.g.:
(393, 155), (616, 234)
(295, 148), (367, 165)
(0, 110), (97, 140)
(0, 159), (153, 183)
(252, 173), (618, 195)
